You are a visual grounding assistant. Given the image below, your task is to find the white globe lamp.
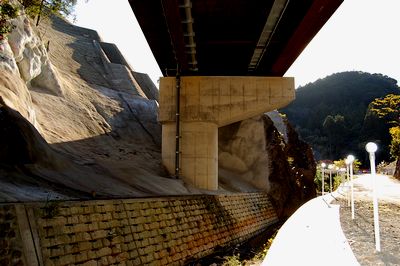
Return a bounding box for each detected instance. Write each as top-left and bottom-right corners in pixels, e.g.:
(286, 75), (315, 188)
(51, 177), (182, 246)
(366, 142), (378, 153)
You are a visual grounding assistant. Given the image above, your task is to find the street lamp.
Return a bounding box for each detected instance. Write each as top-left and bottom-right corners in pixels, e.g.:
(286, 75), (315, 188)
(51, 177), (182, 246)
(345, 158), (351, 206)
(366, 142), (380, 252)
(321, 162), (326, 195)
(347, 155), (355, 219)
(335, 166), (340, 190)
(340, 168), (346, 191)
(328, 164), (334, 193)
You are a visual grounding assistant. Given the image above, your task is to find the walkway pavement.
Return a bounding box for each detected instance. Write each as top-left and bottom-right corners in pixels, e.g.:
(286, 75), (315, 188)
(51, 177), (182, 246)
(352, 174), (400, 204)
(262, 190), (359, 266)
(262, 174), (400, 265)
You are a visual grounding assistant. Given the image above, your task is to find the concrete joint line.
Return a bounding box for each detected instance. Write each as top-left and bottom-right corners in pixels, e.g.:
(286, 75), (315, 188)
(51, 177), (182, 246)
(15, 204), (43, 266)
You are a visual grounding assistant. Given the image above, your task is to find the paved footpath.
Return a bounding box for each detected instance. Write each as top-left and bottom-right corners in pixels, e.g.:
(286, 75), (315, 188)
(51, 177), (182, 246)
(262, 191), (359, 266)
(263, 174), (400, 265)
(351, 174), (400, 204)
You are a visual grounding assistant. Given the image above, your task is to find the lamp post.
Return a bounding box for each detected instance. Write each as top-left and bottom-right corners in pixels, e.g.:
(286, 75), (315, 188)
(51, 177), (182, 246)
(366, 142), (381, 252)
(340, 168), (346, 191)
(321, 163), (326, 195)
(328, 164), (334, 193)
(335, 166), (339, 191)
(345, 158), (351, 206)
(347, 155), (355, 219)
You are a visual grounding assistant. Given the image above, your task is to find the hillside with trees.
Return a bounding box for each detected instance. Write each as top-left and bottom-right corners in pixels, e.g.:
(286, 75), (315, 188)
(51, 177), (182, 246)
(280, 71), (400, 165)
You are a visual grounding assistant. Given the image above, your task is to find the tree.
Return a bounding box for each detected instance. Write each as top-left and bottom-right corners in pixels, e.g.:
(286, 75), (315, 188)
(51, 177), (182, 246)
(280, 71), (400, 165)
(323, 114), (347, 158)
(0, 1), (19, 37)
(334, 158), (361, 172)
(19, 0), (78, 25)
(370, 94), (400, 125)
(370, 94), (400, 159)
(389, 127), (400, 158)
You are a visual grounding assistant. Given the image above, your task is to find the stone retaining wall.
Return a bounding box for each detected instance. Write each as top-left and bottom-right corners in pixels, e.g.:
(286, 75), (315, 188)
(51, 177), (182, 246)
(0, 205), (25, 266)
(0, 193), (278, 266)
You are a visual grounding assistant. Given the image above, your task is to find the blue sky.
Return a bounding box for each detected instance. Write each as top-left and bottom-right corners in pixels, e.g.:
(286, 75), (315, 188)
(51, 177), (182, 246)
(74, 0), (400, 87)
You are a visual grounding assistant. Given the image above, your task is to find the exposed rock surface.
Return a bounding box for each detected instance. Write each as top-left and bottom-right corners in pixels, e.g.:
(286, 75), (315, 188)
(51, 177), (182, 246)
(0, 8), (315, 217)
(0, 10), (191, 201)
(219, 112), (316, 218)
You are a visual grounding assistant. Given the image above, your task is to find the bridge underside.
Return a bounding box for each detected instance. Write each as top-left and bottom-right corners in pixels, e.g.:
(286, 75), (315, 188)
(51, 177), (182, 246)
(129, 0), (343, 189)
(129, 0), (342, 77)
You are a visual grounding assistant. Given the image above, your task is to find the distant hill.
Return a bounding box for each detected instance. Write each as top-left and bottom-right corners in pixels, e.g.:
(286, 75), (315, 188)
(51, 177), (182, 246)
(280, 71), (400, 164)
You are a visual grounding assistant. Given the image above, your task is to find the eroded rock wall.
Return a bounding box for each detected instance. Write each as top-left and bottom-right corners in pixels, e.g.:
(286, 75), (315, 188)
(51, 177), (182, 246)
(0, 8), (190, 201)
(218, 112), (316, 218)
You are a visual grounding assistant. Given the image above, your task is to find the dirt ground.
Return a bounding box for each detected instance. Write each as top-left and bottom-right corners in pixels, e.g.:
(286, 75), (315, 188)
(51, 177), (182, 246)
(335, 175), (400, 265)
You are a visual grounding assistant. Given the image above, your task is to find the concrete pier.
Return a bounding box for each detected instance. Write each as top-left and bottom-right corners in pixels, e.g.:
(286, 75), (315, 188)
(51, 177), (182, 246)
(159, 76), (295, 190)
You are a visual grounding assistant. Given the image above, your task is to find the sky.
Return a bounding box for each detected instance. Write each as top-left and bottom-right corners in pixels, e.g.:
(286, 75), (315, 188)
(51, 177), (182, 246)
(73, 0), (400, 88)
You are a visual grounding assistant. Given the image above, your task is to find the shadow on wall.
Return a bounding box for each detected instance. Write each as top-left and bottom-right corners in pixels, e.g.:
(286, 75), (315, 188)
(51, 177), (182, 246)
(0, 14), (201, 202)
(0, 93), (197, 202)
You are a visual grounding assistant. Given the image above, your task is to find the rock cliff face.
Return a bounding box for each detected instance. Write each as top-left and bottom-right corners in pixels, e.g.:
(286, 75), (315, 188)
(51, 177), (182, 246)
(0, 8), (190, 201)
(218, 112), (316, 218)
(0, 7), (315, 217)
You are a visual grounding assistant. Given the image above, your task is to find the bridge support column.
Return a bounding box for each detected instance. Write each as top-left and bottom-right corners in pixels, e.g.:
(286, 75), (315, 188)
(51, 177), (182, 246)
(162, 121), (218, 190)
(159, 76), (295, 190)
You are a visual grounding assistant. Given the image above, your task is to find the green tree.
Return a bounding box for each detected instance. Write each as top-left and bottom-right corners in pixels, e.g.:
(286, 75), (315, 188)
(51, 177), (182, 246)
(370, 94), (400, 125)
(334, 158), (361, 172)
(323, 114), (347, 158)
(19, 0), (78, 25)
(389, 127), (400, 158)
(280, 71), (400, 164)
(370, 94), (400, 159)
(0, 1), (19, 37)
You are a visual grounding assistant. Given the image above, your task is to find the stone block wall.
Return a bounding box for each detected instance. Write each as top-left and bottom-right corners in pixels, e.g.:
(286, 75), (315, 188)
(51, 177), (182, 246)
(1, 193), (278, 266)
(0, 205), (25, 266)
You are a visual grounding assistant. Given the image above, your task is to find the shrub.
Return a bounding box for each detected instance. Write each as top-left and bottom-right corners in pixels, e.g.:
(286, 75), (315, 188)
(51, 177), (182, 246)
(0, 1), (19, 37)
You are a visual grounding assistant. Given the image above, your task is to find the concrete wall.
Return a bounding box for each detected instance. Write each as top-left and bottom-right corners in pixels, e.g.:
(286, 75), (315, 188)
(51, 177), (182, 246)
(0, 193), (277, 265)
(99, 42), (131, 68)
(91, 40), (147, 98)
(159, 76), (295, 189)
(97, 42), (160, 102)
(131, 72), (159, 102)
(159, 76), (295, 127)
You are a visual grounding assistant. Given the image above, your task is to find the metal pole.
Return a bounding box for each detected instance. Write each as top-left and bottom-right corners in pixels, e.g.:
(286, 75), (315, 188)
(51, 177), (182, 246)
(346, 165), (350, 206)
(350, 163), (355, 219)
(370, 152), (381, 251)
(341, 169), (345, 190)
(322, 167), (325, 195)
(174, 72), (181, 178)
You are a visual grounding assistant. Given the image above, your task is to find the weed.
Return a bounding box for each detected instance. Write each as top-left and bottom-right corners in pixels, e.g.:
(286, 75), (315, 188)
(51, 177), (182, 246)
(42, 199), (60, 218)
(222, 253), (242, 266)
(253, 230), (278, 261)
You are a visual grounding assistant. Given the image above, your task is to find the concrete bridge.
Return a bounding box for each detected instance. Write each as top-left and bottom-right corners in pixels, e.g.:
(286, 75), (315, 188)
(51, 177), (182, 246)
(129, 0), (343, 190)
